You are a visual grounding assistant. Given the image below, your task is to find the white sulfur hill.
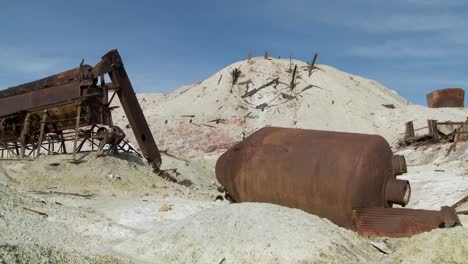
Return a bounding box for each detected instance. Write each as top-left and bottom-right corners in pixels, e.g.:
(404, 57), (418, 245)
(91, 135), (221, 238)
(113, 56), (468, 159)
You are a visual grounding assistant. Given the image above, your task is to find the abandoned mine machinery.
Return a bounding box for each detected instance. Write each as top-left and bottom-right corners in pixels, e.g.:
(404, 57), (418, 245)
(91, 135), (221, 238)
(0, 49), (162, 172)
(216, 127), (461, 237)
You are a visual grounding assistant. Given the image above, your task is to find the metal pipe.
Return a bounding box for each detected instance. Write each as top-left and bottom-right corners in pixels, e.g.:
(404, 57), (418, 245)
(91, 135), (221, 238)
(385, 179), (411, 206)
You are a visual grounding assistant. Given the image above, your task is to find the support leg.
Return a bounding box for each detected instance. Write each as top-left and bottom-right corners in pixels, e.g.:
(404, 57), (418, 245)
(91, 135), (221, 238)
(20, 113), (31, 159)
(73, 105), (82, 160)
(35, 110), (48, 158)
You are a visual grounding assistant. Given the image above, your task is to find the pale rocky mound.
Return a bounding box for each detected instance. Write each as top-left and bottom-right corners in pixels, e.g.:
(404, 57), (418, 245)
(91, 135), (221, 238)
(0, 183), (133, 263)
(0, 152), (209, 198)
(113, 203), (381, 263)
(111, 57), (468, 185)
(384, 227), (468, 264)
(114, 57), (408, 158)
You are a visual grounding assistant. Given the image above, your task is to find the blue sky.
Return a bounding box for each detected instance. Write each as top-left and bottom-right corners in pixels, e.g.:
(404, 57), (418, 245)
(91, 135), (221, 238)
(1, 0), (467, 105)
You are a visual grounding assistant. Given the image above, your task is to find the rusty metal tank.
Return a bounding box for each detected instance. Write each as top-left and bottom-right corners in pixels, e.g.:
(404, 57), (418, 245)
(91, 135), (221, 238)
(216, 127), (410, 230)
(426, 88), (464, 108)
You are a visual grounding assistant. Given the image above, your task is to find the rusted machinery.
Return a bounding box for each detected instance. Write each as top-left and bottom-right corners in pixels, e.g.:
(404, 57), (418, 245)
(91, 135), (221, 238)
(0, 50), (162, 171)
(426, 88), (465, 108)
(400, 119), (468, 151)
(216, 127), (461, 237)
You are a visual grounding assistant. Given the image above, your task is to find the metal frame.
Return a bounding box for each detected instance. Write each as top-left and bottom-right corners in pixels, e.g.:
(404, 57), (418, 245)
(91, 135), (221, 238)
(0, 50), (160, 169)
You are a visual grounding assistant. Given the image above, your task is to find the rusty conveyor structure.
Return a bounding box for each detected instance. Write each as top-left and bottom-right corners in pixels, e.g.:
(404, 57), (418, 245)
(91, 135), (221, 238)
(0, 49), (161, 171)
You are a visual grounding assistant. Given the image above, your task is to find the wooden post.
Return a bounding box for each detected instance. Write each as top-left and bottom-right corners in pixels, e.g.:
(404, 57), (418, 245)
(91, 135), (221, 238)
(428, 120), (439, 140)
(19, 113), (31, 159)
(0, 118), (5, 143)
(59, 133), (66, 154)
(308, 53), (318, 77)
(35, 110), (48, 158)
(247, 51), (252, 62)
(405, 121), (415, 139)
(73, 105), (81, 160)
(264, 51), (269, 59)
(290, 65), (297, 90)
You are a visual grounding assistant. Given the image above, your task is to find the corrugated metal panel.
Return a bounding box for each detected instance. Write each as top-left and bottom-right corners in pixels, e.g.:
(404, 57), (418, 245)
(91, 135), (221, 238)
(352, 207), (461, 237)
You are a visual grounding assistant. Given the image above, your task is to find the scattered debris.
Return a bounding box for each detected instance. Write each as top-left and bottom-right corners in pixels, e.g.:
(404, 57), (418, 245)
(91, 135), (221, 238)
(231, 68), (241, 85)
(290, 65), (297, 90)
(369, 241), (390, 254)
(281, 93), (295, 100)
(208, 119), (227, 124)
(382, 104), (395, 109)
(256, 103), (268, 111)
(241, 78), (279, 98)
(400, 119), (468, 148)
(22, 207), (48, 217)
(30, 190), (94, 198)
(159, 204), (173, 212)
(308, 53), (318, 77)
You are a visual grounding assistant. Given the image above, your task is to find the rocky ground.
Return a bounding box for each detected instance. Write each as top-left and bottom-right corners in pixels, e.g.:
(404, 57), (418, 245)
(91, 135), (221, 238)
(1, 56), (467, 263)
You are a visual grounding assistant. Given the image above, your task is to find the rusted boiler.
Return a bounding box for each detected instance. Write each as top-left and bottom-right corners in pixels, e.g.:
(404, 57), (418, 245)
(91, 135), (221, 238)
(216, 127), (460, 237)
(426, 88), (464, 108)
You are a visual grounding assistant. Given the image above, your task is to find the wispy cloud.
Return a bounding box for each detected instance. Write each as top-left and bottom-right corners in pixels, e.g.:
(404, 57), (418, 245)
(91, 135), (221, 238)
(348, 39), (467, 58)
(340, 14), (465, 33)
(0, 46), (66, 75)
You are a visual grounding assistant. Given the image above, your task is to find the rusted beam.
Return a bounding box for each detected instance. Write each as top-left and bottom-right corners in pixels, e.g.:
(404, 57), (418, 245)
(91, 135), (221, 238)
(0, 66), (92, 98)
(100, 49), (162, 170)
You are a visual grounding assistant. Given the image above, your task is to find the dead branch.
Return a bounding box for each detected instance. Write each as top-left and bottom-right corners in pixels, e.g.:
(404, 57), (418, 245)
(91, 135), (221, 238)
(281, 93), (295, 100)
(256, 103), (268, 111)
(238, 79), (252, 85)
(22, 207), (48, 217)
(160, 149), (189, 162)
(201, 123), (216, 128)
(242, 78), (279, 98)
(208, 119), (227, 124)
(290, 65), (297, 90)
(30, 190), (94, 198)
(308, 53), (318, 76)
(231, 68), (241, 85)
